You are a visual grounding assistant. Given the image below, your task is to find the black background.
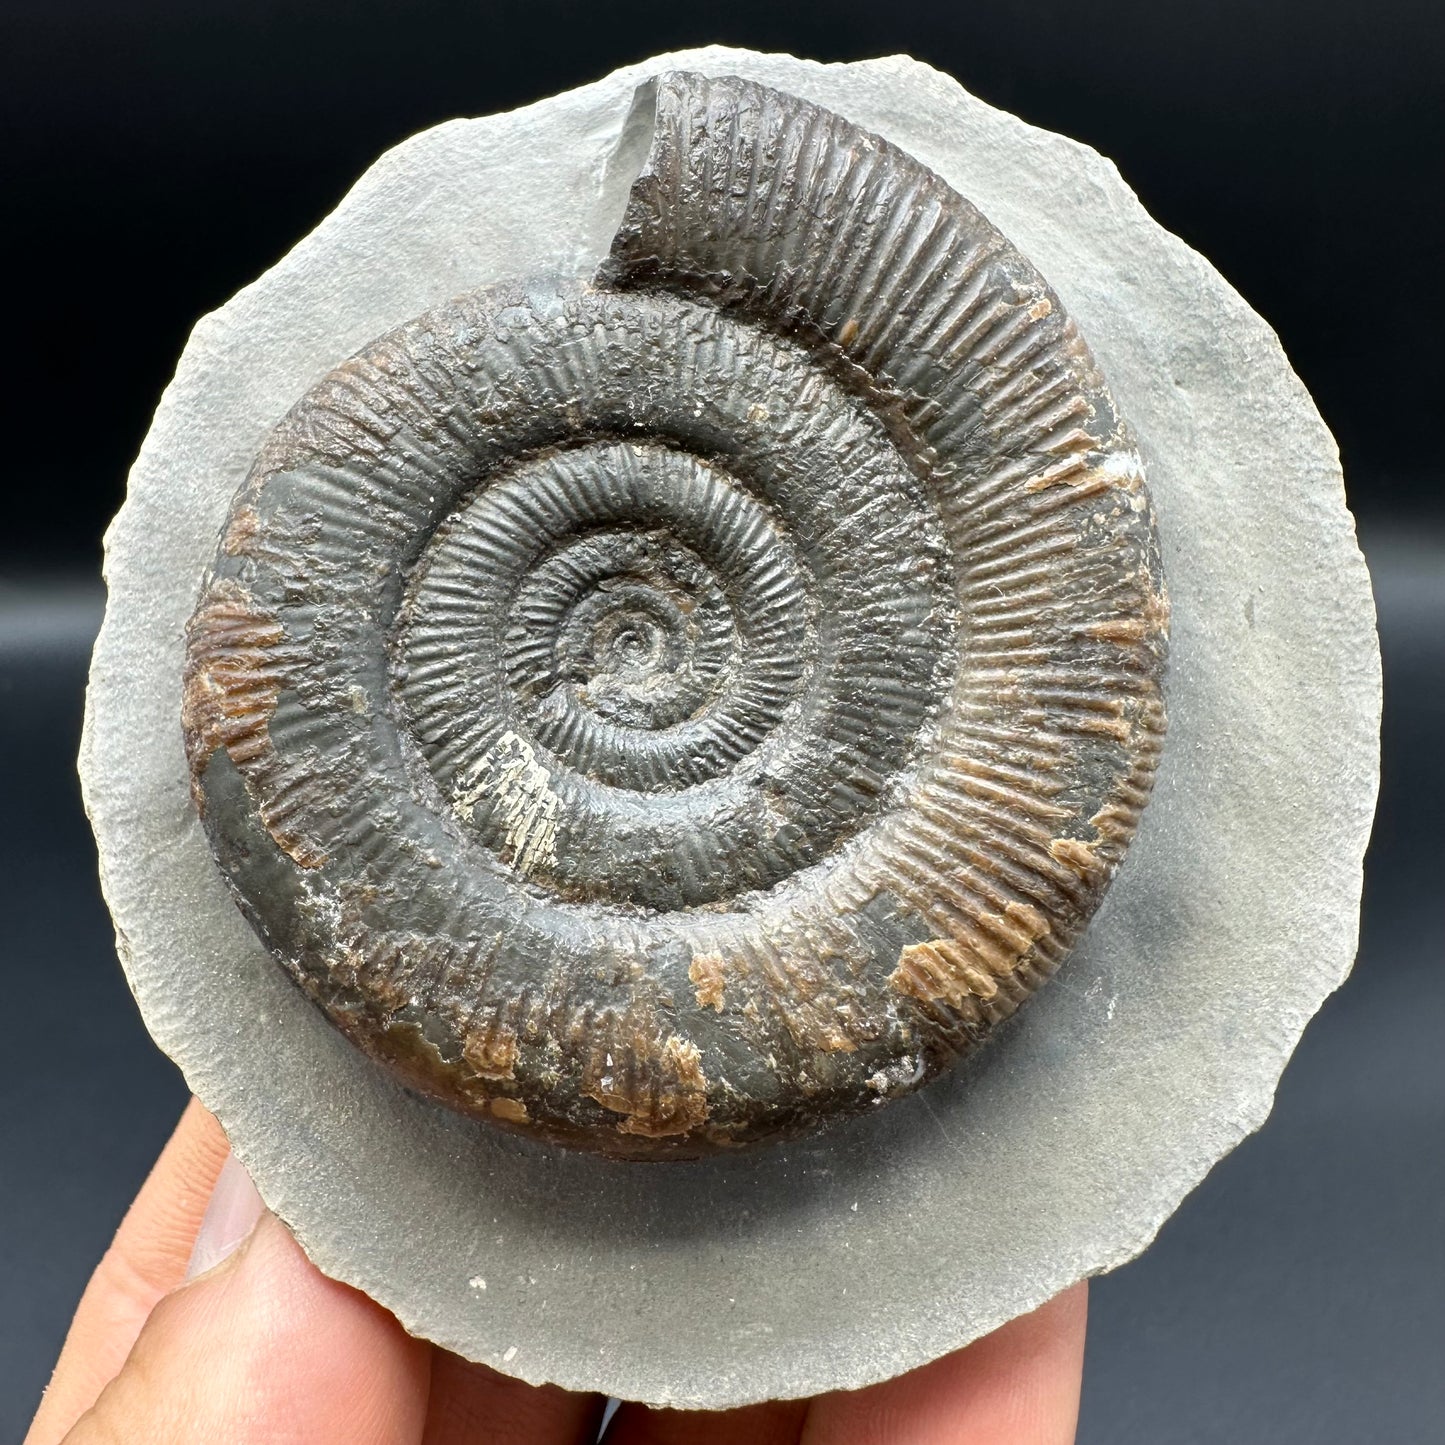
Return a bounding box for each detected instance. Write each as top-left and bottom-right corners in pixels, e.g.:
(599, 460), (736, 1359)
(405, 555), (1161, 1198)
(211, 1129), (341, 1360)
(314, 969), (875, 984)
(2, 2), (1441, 1440)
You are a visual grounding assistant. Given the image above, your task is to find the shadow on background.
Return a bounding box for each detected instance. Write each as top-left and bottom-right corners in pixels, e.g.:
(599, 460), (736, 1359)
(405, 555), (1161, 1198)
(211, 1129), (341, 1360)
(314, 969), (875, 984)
(2, 1), (1442, 1440)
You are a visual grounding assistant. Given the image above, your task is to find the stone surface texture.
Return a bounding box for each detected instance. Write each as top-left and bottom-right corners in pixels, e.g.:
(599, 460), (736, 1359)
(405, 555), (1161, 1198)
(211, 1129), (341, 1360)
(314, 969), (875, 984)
(81, 48), (1379, 1406)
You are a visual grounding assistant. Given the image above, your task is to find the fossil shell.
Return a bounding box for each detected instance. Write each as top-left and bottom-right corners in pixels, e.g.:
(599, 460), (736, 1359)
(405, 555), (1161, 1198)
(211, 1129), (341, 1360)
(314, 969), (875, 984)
(181, 72), (1168, 1159)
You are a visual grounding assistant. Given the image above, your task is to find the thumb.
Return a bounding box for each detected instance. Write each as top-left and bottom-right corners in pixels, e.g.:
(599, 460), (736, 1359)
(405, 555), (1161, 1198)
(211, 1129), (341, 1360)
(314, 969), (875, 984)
(62, 1153), (431, 1445)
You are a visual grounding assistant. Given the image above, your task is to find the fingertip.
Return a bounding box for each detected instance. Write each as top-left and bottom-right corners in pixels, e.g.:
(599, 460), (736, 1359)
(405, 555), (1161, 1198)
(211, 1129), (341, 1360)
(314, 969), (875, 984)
(25, 1101), (232, 1445)
(424, 1348), (605, 1445)
(64, 1209), (431, 1444)
(801, 1282), (1088, 1445)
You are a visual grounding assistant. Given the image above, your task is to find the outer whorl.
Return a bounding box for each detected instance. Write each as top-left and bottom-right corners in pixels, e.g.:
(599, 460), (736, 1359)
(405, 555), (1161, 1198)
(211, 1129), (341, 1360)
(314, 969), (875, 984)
(181, 72), (1168, 1159)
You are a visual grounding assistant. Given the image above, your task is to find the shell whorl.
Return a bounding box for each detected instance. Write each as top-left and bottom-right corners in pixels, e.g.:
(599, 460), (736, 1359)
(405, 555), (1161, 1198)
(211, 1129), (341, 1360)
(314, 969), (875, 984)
(182, 72), (1168, 1159)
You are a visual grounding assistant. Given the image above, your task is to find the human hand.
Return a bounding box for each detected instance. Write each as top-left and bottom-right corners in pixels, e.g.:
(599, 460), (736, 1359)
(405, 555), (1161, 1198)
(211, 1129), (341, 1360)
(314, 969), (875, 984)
(26, 1100), (1086, 1444)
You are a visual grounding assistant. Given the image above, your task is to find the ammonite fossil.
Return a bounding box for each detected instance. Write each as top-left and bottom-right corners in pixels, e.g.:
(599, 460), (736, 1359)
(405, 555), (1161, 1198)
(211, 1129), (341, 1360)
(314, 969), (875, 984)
(181, 72), (1168, 1159)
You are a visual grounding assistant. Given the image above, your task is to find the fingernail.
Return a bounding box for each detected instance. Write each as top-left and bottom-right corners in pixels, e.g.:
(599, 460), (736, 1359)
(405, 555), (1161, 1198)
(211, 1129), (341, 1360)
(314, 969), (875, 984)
(184, 1150), (266, 1281)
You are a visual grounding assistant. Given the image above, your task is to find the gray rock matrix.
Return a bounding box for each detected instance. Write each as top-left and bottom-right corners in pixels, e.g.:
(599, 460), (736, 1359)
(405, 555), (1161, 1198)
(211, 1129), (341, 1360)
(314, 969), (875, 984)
(82, 48), (1379, 1406)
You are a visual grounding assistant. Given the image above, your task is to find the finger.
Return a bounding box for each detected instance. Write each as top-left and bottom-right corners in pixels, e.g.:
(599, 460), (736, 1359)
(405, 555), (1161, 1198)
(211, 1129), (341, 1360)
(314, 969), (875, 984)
(26, 1098), (230, 1444)
(423, 1350), (605, 1445)
(605, 1398), (808, 1445)
(800, 1281), (1087, 1445)
(59, 1189), (432, 1444)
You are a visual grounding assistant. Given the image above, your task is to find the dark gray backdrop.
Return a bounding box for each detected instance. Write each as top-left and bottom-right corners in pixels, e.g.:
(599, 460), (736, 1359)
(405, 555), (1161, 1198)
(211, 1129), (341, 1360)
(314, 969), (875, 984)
(3, 2), (1441, 1440)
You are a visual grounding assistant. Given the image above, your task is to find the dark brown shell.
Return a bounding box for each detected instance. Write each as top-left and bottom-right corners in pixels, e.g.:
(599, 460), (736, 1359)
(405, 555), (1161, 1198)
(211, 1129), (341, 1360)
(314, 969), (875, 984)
(181, 72), (1168, 1159)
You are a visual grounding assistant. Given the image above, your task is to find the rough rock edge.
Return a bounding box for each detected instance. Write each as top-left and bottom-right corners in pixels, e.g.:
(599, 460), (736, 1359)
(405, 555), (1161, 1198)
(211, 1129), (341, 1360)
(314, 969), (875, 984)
(79, 46), (1380, 1407)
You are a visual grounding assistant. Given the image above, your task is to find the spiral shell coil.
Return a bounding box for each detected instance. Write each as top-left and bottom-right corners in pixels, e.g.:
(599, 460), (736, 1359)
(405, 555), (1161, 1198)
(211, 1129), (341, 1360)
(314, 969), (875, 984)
(182, 72), (1168, 1158)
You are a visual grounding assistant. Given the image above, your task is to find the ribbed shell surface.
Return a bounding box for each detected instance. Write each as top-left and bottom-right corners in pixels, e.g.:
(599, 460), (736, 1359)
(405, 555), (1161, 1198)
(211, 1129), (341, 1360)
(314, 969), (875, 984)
(181, 72), (1168, 1158)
